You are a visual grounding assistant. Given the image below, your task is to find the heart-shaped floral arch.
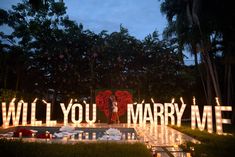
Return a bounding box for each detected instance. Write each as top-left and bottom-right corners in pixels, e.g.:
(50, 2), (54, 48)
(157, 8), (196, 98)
(95, 90), (133, 118)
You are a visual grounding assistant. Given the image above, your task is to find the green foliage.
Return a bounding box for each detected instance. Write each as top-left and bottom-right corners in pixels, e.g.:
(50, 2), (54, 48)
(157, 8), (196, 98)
(0, 0), (196, 103)
(171, 125), (235, 157)
(0, 139), (152, 157)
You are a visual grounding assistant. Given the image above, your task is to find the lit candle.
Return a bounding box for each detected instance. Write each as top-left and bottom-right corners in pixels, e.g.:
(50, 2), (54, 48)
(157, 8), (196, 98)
(85, 132), (89, 140)
(186, 152), (191, 157)
(78, 133), (82, 140)
(92, 132), (96, 140)
(127, 133), (131, 140)
(131, 133), (135, 140)
(122, 133), (126, 140)
(19, 132), (22, 138)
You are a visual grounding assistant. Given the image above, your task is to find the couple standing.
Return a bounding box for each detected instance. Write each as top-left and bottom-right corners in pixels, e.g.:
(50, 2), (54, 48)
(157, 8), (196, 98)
(108, 95), (120, 124)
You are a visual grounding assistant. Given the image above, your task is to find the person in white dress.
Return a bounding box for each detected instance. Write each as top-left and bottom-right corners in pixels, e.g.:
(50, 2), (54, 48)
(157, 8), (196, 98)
(111, 96), (119, 124)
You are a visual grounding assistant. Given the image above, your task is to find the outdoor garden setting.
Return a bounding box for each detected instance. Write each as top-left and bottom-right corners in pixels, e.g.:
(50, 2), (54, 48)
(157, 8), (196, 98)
(0, 0), (235, 157)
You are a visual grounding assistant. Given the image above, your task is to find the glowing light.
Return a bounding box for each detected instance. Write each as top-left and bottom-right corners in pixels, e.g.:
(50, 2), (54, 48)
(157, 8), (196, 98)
(171, 98), (175, 104)
(60, 99), (73, 125)
(191, 105), (213, 133)
(164, 103), (175, 125)
(85, 103), (96, 123)
(174, 102), (186, 127)
(42, 99), (47, 104)
(2, 99), (23, 127)
(22, 102), (28, 126)
(151, 98), (155, 104)
(19, 132), (22, 138)
(193, 96), (196, 106)
(215, 97), (220, 106)
(92, 132), (96, 140)
(127, 104), (143, 124)
(153, 103), (164, 125)
(11, 98), (16, 103)
(143, 103), (154, 124)
(141, 100), (145, 104)
(71, 103), (83, 124)
(43, 101), (57, 126)
(33, 98), (38, 103)
(215, 105), (232, 135)
(180, 97), (184, 104)
(31, 99), (42, 126)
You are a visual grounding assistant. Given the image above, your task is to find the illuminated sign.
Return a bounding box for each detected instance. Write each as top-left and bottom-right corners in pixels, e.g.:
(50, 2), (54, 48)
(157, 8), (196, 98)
(0, 97), (232, 135)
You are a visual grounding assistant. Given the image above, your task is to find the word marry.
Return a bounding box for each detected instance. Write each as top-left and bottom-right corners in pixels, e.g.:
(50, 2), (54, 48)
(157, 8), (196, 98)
(127, 102), (232, 135)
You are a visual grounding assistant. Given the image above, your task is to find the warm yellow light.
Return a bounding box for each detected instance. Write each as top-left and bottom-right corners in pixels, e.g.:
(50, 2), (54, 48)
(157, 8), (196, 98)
(171, 98), (175, 104)
(180, 97), (184, 104)
(193, 96), (196, 106)
(215, 97), (220, 106)
(151, 98), (155, 103)
(141, 100), (145, 104)
(11, 98), (16, 103)
(42, 99), (47, 104)
(33, 98), (38, 103)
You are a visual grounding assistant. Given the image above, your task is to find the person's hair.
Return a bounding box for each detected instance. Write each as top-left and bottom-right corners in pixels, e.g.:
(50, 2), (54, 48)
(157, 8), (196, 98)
(110, 95), (116, 101)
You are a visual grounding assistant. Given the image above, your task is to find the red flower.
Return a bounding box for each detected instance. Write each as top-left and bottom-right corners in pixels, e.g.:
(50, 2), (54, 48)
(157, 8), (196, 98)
(14, 128), (33, 137)
(36, 133), (50, 139)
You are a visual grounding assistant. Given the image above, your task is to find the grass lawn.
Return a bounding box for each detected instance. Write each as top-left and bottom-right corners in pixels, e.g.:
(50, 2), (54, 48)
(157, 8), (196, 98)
(0, 139), (152, 157)
(171, 124), (235, 157)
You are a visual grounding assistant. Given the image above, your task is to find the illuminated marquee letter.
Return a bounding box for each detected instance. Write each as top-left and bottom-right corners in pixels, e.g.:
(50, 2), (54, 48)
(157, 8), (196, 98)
(85, 103), (96, 124)
(191, 105), (213, 133)
(22, 102), (28, 126)
(164, 103), (175, 125)
(71, 103), (83, 124)
(31, 98), (42, 126)
(153, 103), (164, 125)
(215, 106), (232, 135)
(43, 100), (57, 126)
(127, 104), (143, 124)
(174, 103), (186, 127)
(143, 103), (154, 124)
(60, 99), (73, 126)
(1, 99), (23, 127)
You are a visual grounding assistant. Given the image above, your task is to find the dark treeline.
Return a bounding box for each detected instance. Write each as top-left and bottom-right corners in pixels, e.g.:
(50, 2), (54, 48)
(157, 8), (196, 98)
(160, 0), (235, 122)
(0, 0), (196, 104)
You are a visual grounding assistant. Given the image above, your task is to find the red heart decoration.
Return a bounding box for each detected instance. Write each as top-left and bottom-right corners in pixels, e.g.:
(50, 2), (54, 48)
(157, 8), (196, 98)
(96, 90), (133, 118)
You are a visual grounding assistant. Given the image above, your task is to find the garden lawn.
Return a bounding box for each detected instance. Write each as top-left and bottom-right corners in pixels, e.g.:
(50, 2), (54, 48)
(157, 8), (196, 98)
(0, 139), (152, 157)
(171, 125), (235, 157)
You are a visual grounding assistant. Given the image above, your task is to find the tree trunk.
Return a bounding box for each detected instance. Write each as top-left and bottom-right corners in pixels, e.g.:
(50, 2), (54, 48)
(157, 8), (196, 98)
(3, 66), (8, 89)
